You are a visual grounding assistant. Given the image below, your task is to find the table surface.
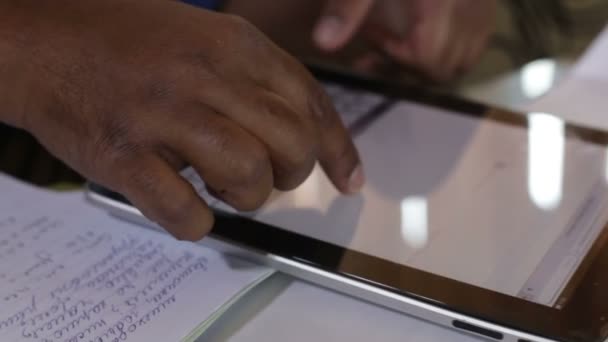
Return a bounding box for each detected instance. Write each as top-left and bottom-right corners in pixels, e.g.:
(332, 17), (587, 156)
(1, 1), (606, 341)
(198, 273), (484, 342)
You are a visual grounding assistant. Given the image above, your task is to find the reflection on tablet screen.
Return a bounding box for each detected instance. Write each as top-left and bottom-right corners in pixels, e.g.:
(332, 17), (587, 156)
(185, 83), (608, 309)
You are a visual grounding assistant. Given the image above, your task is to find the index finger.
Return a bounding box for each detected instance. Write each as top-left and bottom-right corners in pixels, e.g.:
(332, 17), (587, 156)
(274, 63), (365, 194)
(313, 83), (365, 194)
(253, 46), (364, 194)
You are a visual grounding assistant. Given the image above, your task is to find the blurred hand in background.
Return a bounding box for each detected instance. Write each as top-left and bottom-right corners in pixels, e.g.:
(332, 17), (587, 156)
(313, 0), (498, 82)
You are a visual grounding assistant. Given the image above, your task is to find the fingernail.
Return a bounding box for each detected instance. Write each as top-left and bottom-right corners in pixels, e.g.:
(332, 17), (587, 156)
(347, 165), (365, 193)
(314, 16), (343, 50)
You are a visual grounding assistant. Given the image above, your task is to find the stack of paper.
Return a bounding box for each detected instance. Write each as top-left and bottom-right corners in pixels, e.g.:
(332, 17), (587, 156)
(0, 173), (273, 342)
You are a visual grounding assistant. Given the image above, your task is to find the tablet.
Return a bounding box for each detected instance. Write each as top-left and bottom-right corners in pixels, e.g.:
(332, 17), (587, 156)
(87, 66), (608, 342)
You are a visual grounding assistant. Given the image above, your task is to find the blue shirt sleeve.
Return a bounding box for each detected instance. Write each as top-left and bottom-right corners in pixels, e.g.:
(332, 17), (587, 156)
(180, 0), (222, 10)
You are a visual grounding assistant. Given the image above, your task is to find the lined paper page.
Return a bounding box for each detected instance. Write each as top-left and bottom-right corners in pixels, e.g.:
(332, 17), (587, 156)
(0, 174), (272, 342)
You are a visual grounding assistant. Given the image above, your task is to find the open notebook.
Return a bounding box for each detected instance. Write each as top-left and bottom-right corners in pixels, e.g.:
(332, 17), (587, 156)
(0, 173), (274, 342)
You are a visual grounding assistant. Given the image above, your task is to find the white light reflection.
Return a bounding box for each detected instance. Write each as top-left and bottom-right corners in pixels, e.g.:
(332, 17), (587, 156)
(400, 196), (428, 249)
(528, 113), (565, 210)
(521, 59), (556, 99)
(293, 167), (322, 208)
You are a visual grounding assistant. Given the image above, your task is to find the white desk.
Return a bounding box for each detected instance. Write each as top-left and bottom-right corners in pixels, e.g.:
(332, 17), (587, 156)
(199, 273), (484, 342)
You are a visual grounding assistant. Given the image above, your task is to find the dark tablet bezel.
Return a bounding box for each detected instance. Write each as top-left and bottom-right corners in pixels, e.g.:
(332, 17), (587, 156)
(89, 65), (608, 342)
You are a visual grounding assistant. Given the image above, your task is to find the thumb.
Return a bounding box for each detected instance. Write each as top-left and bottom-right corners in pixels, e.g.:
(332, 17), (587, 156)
(313, 0), (375, 51)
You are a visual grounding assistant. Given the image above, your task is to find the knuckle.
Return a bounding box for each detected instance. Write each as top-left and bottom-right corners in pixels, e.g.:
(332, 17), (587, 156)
(254, 94), (317, 190)
(258, 93), (317, 169)
(307, 85), (336, 127)
(202, 125), (232, 152)
(274, 150), (316, 191)
(123, 167), (159, 198)
(125, 170), (192, 224)
(232, 148), (269, 185)
(224, 15), (256, 39)
(226, 14), (251, 28)
(283, 130), (316, 173)
(142, 74), (181, 105)
(141, 62), (215, 107)
(181, 51), (221, 83)
(223, 14), (268, 50)
(281, 119), (317, 170)
(219, 147), (272, 211)
(156, 191), (195, 225)
(256, 91), (288, 119)
(95, 116), (142, 162)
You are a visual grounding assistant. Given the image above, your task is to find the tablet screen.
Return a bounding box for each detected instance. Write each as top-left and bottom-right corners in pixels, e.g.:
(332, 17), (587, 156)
(183, 82), (608, 310)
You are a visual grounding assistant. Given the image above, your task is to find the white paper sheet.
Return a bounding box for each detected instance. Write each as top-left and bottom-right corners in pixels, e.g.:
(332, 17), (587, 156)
(570, 26), (608, 82)
(525, 25), (608, 129)
(0, 173), (272, 342)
